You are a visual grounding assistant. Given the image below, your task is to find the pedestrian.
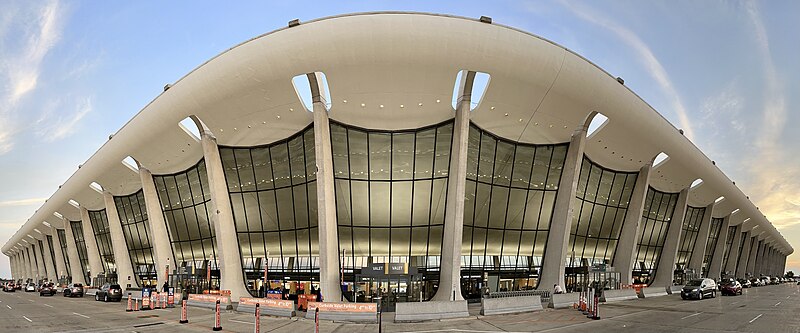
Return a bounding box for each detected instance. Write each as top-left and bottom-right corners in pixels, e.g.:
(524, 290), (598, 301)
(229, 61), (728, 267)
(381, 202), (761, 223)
(553, 284), (564, 294)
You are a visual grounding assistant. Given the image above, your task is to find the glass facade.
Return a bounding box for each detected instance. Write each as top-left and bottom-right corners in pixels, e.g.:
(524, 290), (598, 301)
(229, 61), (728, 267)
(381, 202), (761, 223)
(114, 190), (157, 284)
(701, 217), (723, 276)
(734, 232), (747, 273)
(37, 240), (47, 277)
(56, 229), (71, 280)
(70, 220), (91, 283)
(153, 160), (218, 281)
(568, 156), (637, 282)
(675, 206), (704, 268)
(46, 235), (57, 276)
(220, 125), (319, 296)
(462, 124), (567, 297)
(633, 187), (679, 281)
(331, 120), (452, 302)
(88, 209), (116, 274)
(721, 226), (737, 274)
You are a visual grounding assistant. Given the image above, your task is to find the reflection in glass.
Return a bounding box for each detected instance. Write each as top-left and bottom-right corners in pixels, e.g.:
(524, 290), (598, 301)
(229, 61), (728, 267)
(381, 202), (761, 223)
(701, 217), (723, 276)
(675, 206), (704, 268)
(220, 125), (319, 297)
(37, 240), (46, 277)
(56, 229), (72, 280)
(633, 187), (679, 281)
(88, 209), (116, 274)
(462, 124), (567, 296)
(114, 190), (157, 285)
(567, 156), (637, 283)
(332, 120), (453, 301)
(154, 160), (218, 277)
(46, 235), (57, 277)
(721, 226), (737, 273)
(734, 231), (747, 273)
(70, 220), (91, 283)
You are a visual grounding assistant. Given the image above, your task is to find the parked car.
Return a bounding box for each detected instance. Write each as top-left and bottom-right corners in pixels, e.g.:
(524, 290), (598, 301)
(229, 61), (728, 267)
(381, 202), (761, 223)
(14, 283), (21, 290)
(39, 283), (56, 296)
(681, 278), (717, 300)
(737, 279), (751, 288)
(720, 280), (742, 296)
(3, 284), (15, 292)
(24, 283), (36, 292)
(63, 283), (84, 298)
(94, 283), (122, 302)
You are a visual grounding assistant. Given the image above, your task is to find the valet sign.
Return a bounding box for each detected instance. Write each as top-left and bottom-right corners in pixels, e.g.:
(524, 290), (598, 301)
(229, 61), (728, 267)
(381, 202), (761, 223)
(362, 263), (409, 277)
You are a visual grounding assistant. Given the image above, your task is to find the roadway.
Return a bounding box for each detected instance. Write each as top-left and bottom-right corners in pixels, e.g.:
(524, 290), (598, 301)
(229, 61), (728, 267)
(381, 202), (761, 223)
(0, 283), (796, 332)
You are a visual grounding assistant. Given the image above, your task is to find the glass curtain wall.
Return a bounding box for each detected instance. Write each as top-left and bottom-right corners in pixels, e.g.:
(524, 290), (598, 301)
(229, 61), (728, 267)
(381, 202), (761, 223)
(88, 209), (116, 275)
(114, 190), (157, 285)
(69, 220), (91, 284)
(701, 217), (723, 276)
(56, 229), (72, 281)
(220, 125), (319, 297)
(46, 235), (57, 276)
(462, 124), (567, 298)
(37, 240), (46, 278)
(721, 226), (737, 274)
(331, 120), (453, 302)
(675, 206), (704, 268)
(567, 156), (637, 289)
(632, 187), (679, 283)
(153, 160), (219, 289)
(734, 232), (747, 274)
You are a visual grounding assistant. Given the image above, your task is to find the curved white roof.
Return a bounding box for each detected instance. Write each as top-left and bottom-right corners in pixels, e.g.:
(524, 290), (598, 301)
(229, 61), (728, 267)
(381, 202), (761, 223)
(3, 12), (792, 255)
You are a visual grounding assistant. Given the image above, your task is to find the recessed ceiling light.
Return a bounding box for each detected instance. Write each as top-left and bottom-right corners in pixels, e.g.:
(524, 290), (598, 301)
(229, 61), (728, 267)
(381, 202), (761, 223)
(400, 104), (404, 108)
(504, 113), (509, 117)
(361, 103), (366, 107)
(276, 115), (281, 119)
(379, 105), (384, 108)
(490, 106), (495, 110)
(343, 100), (348, 103)
(436, 99), (440, 103)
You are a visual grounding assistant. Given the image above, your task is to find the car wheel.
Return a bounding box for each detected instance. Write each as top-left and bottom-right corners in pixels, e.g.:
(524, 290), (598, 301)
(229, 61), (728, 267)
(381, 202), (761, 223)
(712, 290), (716, 298)
(698, 292), (702, 300)
(95, 294), (99, 301)
(104, 295), (108, 302)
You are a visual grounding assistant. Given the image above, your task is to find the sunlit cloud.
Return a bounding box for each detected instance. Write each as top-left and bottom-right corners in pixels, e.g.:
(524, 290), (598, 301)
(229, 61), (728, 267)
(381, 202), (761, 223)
(0, 198), (47, 208)
(35, 96), (92, 142)
(556, 0), (695, 141)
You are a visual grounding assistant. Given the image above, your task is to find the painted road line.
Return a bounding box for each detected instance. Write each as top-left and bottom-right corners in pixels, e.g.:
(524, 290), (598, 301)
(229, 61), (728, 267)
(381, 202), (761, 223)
(28, 299), (34, 302)
(42, 304), (53, 308)
(230, 319), (253, 325)
(749, 314), (763, 324)
(774, 302), (782, 307)
(680, 312), (702, 320)
(73, 312), (91, 319)
(5, 305), (11, 309)
(22, 316), (32, 322)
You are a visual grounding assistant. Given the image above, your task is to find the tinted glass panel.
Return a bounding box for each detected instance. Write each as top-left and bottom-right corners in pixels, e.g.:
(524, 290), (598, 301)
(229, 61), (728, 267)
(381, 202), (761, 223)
(114, 190), (157, 285)
(88, 209), (116, 274)
(633, 187), (679, 281)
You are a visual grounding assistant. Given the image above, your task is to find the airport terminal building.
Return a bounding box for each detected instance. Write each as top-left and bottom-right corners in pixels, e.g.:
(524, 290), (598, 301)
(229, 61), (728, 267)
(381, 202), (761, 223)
(3, 13), (792, 306)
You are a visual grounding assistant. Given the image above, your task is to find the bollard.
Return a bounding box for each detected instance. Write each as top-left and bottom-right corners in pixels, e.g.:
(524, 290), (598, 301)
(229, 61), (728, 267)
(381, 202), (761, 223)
(126, 293), (133, 312)
(179, 299), (189, 324)
(314, 307), (320, 333)
(254, 303), (261, 333)
(592, 294), (600, 320)
(134, 298), (140, 312)
(213, 299), (222, 331)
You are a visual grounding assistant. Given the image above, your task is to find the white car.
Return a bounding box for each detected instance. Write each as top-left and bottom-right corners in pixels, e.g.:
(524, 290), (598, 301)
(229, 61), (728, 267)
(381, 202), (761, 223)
(24, 283), (36, 292)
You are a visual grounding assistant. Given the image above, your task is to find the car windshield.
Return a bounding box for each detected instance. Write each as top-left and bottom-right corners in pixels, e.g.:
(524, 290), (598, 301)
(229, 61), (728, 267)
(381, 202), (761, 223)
(75, 284), (83, 287)
(110, 284), (121, 289)
(686, 280), (703, 286)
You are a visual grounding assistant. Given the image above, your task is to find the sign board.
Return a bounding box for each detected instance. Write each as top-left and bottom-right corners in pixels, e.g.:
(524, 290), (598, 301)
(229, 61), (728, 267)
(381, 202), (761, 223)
(307, 302), (377, 313)
(239, 297), (294, 309)
(361, 263), (414, 277)
(142, 288), (151, 308)
(189, 294), (231, 304)
(167, 287), (175, 306)
(297, 294), (317, 311)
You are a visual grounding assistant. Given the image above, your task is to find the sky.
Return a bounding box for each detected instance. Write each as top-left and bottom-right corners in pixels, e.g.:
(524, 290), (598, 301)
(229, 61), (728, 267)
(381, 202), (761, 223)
(1, 0), (799, 278)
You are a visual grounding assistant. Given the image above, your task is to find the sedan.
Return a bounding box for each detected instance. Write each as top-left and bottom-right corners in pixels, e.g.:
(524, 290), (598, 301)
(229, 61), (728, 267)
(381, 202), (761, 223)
(737, 279), (751, 288)
(720, 281), (742, 296)
(63, 283), (84, 298)
(24, 283), (36, 292)
(39, 283), (56, 296)
(94, 283), (123, 302)
(3, 284), (15, 292)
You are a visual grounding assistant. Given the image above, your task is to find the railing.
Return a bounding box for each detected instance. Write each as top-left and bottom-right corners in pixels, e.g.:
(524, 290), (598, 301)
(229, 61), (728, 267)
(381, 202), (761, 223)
(488, 290), (551, 303)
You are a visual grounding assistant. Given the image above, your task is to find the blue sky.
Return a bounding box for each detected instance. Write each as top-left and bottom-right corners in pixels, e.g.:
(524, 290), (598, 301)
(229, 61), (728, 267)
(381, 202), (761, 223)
(1, 0), (799, 278)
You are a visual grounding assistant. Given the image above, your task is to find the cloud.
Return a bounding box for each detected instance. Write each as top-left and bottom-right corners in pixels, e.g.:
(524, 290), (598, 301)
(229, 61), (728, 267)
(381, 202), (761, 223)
(0, 0), (64, 154)
(556, 0), (695, 141)
(0, 198), (46, 208)
(35, 96), (92, 142)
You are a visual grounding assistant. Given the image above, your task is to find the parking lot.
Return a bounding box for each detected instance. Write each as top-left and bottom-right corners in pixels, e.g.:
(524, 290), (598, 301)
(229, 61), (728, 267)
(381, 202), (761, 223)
(0, 283), (797, 332)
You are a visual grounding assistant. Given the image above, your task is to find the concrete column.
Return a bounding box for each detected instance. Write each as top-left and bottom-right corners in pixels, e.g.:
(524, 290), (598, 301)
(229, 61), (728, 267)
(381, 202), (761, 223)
(735, 230), (752, 278)
(103, 191), (139, 289)
(26, 246), (36, 280)
(539, 123), (587, 292)
(688, 203), (715, 274)
(746, 236), (761, 277)
(32, 244), (45, 281)
(80, 206), (104, 285)
(432, 71), (475, 301)
(138, 167), (176, 288)
(723, 224), (742, 277)
(612, 164), (652, 285)
(10, 254), (18, 280)
(652, 188), (689, 287)
(41, 233), (57, 282)
(63, 220), (87, 285)
(707, 214), (731, 279)
(198, 129), (250, 301)
(50, 226), (68, 283)
(764, 246), (772, 276)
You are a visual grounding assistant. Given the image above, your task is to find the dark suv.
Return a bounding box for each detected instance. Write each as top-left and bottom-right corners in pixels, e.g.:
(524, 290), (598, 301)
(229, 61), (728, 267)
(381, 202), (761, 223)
(681, 278), (717, 300)
(94, 283), (122, 302)
(63, 283), (84, 298)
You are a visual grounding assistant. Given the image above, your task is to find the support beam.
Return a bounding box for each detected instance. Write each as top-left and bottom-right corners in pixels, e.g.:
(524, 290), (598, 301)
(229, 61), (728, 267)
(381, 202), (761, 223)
(735, 230), (752, 279)
(539, 122), (587, 292)
(50, 226), (68, 283)
(34, 242), (46, 282)
(612, 164), (652, 285)
(62, 221), (86, 285)
(653, 187), (688, 287)
(41, 233), (57, 282)
(745, 235), (761, 278)
(103, 191), (139, 289)
(139, 167), (176, 289)
(723, 224), (742, 277)
(707, 214), (731, 279)
(80, 206), (104, 286)
(688, 202), (715, 274)
(198, 126), (250, 301)
(433, 71), (473, 301)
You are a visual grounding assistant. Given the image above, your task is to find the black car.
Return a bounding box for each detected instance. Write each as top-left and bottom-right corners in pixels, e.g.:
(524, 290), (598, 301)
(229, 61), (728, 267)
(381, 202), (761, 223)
(681, 278), (717, 300)
(39, 283), (56, 296)
(94, 283), (122, 302)
(63, 283), (84, 297)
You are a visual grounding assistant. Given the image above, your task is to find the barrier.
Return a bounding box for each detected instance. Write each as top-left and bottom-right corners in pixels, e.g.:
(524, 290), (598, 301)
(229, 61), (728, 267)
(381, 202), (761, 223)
(480, 295), (544, 316)
(640, 286), (669, 298)
(488, 290), (551, 304)
(213, 300), (222, 331)
(237, 297), (295, 318)
(254, 303), (261, 333)
(549, 293), (580, 309)
(179, 300), (189, 324)
(667, 285), (683, 294)
(588, 290), (600, 320)
(601, 289), (639, 303)
(134, 299), (139, 311)
(126, 294), (133, 312)
(394, 300), (469, 322)
(187, 294), (233, 310)
(314, 308), (320, 333)
(304, 302), (377, 323)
